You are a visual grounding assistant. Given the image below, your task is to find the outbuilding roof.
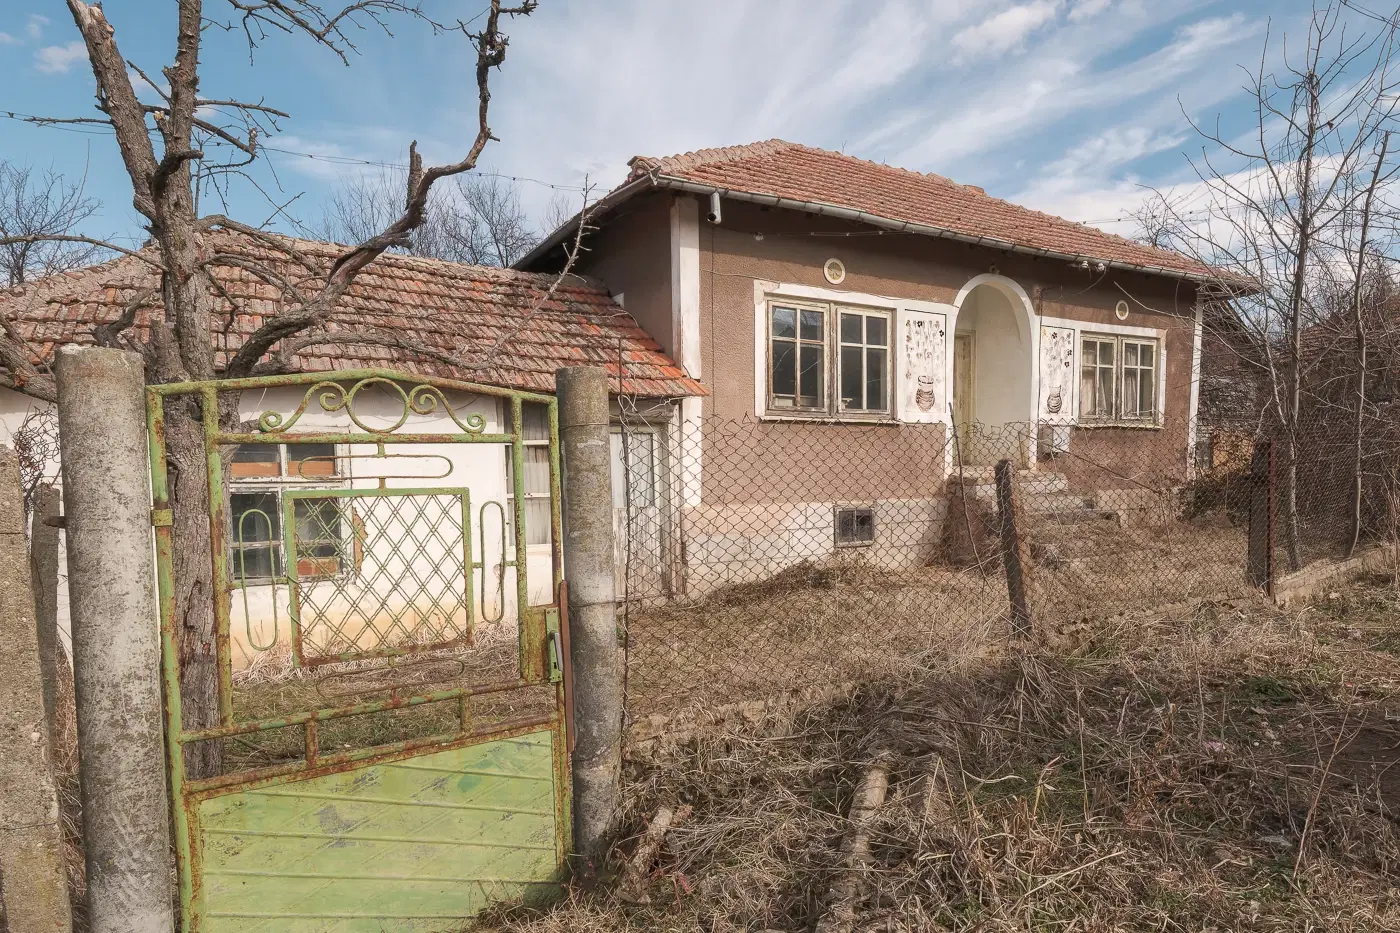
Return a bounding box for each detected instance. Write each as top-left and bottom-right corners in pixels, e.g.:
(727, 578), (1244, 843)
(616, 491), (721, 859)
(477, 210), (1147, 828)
(0, 231), (705, 398)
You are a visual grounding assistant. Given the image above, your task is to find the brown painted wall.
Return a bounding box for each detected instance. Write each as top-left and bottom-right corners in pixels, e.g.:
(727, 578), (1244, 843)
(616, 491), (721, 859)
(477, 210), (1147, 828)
(574, 192), (1202, 499)
(572, 191), (676, 361)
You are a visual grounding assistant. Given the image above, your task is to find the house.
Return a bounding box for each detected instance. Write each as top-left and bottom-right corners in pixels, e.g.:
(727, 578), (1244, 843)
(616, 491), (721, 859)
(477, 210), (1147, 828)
(518, 139), (1219, 587)
(0, 233), (704, 665)
(0, 139), (1224, 650)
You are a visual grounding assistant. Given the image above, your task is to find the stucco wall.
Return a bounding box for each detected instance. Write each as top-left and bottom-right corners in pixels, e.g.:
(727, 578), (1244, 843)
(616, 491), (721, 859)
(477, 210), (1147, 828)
(574, 190), (677, 362)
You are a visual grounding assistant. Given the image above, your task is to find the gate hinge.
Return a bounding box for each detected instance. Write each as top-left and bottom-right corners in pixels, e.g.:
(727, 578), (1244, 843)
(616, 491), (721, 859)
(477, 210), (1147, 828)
(150, 508), (173, 527)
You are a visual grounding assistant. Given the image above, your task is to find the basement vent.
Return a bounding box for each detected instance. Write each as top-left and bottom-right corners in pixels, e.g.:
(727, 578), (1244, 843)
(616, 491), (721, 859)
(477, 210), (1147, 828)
(834, 506), (876, 548)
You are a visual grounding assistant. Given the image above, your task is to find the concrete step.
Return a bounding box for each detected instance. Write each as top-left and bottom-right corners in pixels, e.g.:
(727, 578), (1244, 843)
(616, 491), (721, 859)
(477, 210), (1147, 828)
(947, 471), (1070, 499)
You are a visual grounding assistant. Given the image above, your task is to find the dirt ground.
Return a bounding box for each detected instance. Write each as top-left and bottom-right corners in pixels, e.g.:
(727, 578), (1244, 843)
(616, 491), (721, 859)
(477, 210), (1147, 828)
(487, 573), (1400, 933)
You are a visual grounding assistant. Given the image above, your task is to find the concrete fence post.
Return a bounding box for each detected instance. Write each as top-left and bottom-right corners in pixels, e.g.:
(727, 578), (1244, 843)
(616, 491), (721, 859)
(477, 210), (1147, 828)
(55, 347), (173, 933)
(556, 366), (623, 873)
(0, 447), (72, 933)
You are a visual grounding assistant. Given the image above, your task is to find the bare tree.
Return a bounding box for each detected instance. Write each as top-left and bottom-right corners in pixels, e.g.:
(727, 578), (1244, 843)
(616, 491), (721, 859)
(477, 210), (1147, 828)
(448, 173), (538, 266)
(540, 190), (575, 235)
(312, 169), (540, 266)
(0, 162), (104, 286)
(0, 0), (556, 776)
(1136, 1), (1400, 570)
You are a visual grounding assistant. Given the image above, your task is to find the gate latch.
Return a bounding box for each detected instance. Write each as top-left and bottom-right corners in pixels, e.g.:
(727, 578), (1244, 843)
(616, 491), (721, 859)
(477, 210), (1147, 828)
(545, 607), (564, 684)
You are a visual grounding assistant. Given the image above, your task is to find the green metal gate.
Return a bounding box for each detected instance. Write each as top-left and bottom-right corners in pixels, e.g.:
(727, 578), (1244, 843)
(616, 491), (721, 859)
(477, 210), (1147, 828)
(147, 371), (571, 932)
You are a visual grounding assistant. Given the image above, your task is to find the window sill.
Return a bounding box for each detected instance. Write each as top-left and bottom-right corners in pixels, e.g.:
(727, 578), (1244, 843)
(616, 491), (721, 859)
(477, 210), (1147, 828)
(1074, 420), (1163, 431)
(759, 412), (903, 426)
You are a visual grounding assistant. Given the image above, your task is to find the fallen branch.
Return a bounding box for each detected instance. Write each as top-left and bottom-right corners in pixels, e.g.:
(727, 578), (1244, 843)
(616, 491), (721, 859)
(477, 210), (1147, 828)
(816, 753), (891, 933)
(617, 802), (692, 904)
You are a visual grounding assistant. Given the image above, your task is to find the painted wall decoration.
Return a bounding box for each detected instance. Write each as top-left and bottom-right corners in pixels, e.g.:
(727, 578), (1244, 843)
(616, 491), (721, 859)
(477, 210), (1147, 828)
(1038, 324), (1075, 423)
(897, 308), (948, 424)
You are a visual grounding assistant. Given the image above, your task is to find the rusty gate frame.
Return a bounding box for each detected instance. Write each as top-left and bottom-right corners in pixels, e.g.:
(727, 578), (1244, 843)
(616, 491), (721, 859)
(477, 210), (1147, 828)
(146, 369), (570, 930)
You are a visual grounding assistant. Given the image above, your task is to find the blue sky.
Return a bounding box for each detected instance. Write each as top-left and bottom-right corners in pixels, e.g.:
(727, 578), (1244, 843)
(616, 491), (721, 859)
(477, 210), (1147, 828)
(0, 1), (1314, 250)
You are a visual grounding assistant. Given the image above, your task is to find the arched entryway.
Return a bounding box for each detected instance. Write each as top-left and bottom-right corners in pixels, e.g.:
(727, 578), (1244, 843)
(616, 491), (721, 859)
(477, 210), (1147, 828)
(951, 275), (1037, 466)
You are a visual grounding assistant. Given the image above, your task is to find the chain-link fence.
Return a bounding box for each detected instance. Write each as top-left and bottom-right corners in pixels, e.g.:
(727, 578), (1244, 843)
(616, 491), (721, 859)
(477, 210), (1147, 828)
(613, 413), (1393, 724)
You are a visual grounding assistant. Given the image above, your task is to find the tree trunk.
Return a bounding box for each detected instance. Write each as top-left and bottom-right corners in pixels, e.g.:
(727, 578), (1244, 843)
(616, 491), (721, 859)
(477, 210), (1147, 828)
(166, 401), (222, 778)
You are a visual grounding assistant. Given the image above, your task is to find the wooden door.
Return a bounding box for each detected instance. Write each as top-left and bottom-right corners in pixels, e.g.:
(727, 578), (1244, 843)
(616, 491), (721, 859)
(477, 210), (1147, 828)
(953, 333), (974, 452)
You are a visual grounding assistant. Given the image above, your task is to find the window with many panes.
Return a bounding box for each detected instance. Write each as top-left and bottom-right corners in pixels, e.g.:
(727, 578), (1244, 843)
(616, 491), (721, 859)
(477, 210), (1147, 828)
(229, 443), (346, 584)
(1078, 334), (1160, 424)
(839, 310), (889, 413)
(766, 301), (890, 417)
(505, 404), (553, 547)
(769, 304), (827, 411)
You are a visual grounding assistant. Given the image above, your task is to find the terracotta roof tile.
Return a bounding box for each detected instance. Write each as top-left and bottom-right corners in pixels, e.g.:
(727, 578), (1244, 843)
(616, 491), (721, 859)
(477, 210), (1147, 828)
(0, 231), (705, 398)
(626, 139), (1214, 280)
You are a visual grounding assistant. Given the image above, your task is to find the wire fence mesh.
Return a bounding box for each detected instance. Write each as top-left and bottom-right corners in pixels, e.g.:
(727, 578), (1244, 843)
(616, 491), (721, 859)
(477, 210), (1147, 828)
(614, 412), (1395, 724)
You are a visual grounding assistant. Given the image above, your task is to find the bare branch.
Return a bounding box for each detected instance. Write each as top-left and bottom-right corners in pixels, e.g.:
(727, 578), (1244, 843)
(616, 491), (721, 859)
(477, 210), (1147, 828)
(0, 234), (162, 270)
(223, 0), (537, 378)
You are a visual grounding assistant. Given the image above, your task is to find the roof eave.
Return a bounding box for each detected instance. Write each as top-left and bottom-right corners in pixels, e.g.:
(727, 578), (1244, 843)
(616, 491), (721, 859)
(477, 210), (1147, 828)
(513, 175), (654, 271)
(516, 170), (1246, 292)
(651, 176), (1221, 286)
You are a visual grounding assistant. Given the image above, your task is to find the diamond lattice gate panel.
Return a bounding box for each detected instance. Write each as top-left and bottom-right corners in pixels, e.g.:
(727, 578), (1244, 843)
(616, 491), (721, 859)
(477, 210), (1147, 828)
(146, 371), (570, 933)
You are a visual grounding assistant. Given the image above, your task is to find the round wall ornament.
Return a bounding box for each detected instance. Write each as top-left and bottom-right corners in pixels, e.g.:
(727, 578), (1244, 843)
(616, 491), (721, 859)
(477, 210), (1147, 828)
(1115, 300), (1130, 320)
(823, 258), (846, 285)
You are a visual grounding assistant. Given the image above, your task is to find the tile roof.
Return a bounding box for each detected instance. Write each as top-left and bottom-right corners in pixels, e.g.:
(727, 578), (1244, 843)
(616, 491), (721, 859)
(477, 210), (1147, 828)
(625, 139), (1215, 281)
(0, 232), (705, 398)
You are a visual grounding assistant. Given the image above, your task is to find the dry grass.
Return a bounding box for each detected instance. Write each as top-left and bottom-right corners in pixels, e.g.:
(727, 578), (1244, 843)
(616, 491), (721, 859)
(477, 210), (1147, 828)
(623, 519), (1253, 719)
(490, 578), (1400, 933)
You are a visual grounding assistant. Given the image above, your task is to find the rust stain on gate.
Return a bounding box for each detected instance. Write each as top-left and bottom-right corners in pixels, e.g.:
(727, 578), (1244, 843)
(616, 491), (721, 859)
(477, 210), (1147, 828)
(146, 370), (570, 932)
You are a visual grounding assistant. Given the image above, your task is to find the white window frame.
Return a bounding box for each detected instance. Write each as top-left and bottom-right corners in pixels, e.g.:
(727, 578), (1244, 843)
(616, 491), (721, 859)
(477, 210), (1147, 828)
(756, 283), (931, 422)
(505, 403), (553, 550)
(836, 307), (893, 414)
(229, 443), (350, 586)
(1076, 332), (1163, 426)
(1042, 315), (1168, 429)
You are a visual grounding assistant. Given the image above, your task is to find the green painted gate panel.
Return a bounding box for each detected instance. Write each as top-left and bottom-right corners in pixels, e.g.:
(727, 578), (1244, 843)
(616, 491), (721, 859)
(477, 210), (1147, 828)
(198, 731), (561, 932)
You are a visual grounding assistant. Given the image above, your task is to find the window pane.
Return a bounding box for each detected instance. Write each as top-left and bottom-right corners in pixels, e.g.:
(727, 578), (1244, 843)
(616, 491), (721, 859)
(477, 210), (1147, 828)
(1139, 369), (1155, 416)
(800, 309), (824, 341)
(1098, 341), (1115, 365)
(1122, 369), (1140, 417)
(1079, 364), (1097, 418)
(840, 313), (863, 344)
(1139, 343), (1154, 366)
(522, 446), (552, 495)
(771, 340), (796, 404)
(1123, 343), (1138, 366)
(866, 316), (887, 346)
(866, 347), (887, 410)
(840, 345), (863, 408)
(521, 403), (551, 441)
(524, 499), (552, 547)
(799, 343), (824, 406)
(231, 492), (280, 581)
(286, 442), (337, 478)
(231, 443), (280, 478)
(293, 499), (343, 574)
(771, 307), (796, 338)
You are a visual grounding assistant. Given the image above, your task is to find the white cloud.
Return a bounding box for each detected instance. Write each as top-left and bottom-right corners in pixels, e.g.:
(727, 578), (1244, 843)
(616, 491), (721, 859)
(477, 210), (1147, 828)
(27, 14), (49, 40)
(1068, 0), (1112, 22)
(951, 1), (1062, 58)
(0, 32), (20, 46)
(34, 41), (87, 74)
